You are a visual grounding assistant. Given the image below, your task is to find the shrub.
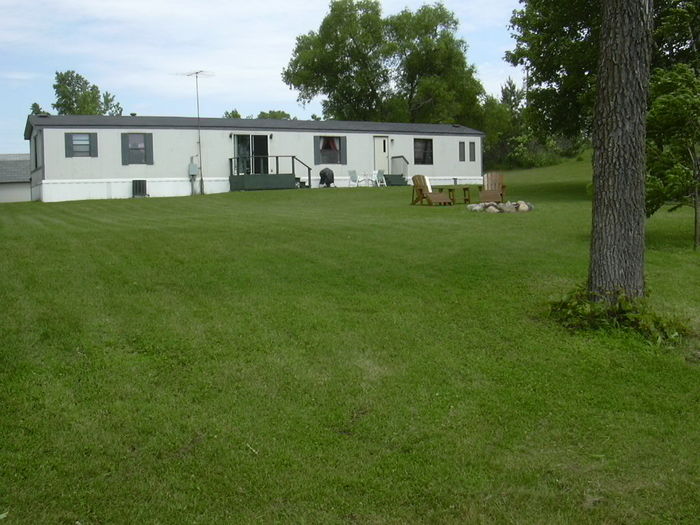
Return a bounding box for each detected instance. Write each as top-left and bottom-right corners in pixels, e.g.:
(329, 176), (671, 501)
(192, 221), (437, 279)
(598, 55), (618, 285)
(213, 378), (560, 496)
(550, 286), (691, 346)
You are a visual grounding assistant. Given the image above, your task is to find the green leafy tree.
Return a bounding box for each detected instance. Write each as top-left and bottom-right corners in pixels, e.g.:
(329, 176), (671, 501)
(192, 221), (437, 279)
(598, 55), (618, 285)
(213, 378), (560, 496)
(384, 4), (483, 124)
(480, 95), (514, 168)
(500, 77), (526, 115)
(653, 0), (700, 72)
(646, 64), (700, 247)
(505, 0), (598, 139)
(30, 102), (46, 115)
(506, 0), (698, 139)
(257, 110), (294, 119)
(51, 70), (122, 115)
(223, 109), (242, 119)
(282, 0), (482, 124)
(282, 0), (389, 120)
(101, 92), (123, 116)
(480, 79), (525, 168)
(480, 78), (564, 169)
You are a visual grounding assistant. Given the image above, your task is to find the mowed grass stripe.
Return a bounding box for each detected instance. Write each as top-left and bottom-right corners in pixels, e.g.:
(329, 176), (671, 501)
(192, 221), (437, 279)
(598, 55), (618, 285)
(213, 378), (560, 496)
(1, 156), (698, 523)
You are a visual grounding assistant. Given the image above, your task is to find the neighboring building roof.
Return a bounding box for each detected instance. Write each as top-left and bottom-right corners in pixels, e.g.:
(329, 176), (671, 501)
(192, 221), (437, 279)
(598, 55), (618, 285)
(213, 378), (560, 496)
(0, 154), (30, 183)
(25, 114), (484, 140)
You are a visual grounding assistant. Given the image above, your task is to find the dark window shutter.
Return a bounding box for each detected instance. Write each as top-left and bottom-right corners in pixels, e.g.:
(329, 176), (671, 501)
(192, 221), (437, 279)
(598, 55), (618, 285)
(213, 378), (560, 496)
(89, 133), (98, 157)
(65, 133), (73, 157)
(469, 141), (476, 162)
(340, 136), (347, 164)
(145, 133), (154, 165)
(121, 134), (129, 165)
(313, 136), (321, 164)
(459, 141), (465, 162)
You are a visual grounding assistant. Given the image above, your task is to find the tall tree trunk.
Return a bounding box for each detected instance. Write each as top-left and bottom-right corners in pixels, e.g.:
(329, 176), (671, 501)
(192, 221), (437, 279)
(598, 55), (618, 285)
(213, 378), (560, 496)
(588, 0), (653, 301)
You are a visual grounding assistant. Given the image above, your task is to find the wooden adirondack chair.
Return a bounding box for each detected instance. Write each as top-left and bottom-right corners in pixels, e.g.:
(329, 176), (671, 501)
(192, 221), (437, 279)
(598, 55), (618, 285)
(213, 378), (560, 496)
(479, 172), (507, 203)
(411, 175), (453, 206)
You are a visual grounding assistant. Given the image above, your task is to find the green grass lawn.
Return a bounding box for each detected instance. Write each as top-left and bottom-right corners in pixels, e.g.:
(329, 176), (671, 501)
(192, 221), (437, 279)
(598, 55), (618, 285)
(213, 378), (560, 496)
(1, 158), (698, 523)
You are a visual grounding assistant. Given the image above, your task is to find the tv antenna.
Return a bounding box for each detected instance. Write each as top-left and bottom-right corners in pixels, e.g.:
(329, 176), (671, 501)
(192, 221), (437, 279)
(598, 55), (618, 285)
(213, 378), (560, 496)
(181, 70), (213, 195)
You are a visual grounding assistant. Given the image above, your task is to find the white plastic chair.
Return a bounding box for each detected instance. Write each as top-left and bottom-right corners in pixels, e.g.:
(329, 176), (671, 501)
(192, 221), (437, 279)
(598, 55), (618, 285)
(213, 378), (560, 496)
(349, 170), (370, 187)
(369, 170), (378, 186)
(375, 169), (387, 187)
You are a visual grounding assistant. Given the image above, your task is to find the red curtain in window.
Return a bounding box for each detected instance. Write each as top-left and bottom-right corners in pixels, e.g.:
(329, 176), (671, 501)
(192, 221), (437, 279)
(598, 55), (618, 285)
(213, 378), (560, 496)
(321, 137), (340, 151)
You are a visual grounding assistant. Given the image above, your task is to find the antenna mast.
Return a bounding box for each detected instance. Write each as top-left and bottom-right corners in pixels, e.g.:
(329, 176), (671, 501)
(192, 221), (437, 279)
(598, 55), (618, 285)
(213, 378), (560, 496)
(186, 70), (210, 195)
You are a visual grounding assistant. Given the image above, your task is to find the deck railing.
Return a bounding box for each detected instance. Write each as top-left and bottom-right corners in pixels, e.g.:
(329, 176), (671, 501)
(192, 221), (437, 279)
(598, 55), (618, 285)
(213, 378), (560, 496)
(229, 155), (312, 188)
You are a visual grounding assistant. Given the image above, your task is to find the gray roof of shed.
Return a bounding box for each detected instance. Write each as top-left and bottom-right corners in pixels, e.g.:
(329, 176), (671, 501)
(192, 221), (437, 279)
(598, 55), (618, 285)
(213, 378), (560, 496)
(0, 154), (30, 183)
(25, 114), (484, 140)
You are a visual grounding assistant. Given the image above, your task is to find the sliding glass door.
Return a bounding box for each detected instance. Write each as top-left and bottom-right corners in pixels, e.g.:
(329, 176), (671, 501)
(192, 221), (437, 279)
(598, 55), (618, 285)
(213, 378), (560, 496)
(234, 135), (268, 175)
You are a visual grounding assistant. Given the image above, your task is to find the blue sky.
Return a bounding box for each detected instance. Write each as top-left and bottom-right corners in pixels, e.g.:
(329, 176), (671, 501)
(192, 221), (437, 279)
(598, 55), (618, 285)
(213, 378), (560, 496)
(0, 0), (523, 153)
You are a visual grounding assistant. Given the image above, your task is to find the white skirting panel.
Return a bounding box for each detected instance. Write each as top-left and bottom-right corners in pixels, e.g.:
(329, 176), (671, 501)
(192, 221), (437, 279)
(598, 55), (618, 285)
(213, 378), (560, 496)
(0, 182), (31, 203)
(39, 177), (231, 203)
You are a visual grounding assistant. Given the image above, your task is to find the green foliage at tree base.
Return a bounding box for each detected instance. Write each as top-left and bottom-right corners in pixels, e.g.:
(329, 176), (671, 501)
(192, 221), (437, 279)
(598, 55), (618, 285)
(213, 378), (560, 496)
(550, 286), (691, 347)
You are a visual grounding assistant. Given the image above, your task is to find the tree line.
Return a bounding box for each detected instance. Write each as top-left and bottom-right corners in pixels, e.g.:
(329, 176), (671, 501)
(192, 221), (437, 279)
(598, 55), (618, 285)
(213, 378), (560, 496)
(31, 72), (297, 122)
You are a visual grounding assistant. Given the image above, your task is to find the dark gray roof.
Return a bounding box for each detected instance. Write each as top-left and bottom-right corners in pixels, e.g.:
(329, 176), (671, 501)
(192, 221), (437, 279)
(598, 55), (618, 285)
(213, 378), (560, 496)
(25, 114), (483, 140)
(0, 154), (30, 183)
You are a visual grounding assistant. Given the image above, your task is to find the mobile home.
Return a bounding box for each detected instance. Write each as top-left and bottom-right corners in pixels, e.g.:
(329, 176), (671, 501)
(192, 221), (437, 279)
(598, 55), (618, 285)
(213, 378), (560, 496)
(25, 115), (484, 202)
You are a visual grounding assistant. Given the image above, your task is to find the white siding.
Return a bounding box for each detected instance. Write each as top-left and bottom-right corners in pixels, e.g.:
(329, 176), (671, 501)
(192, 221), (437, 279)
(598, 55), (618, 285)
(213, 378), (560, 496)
(37, 125), (483, 202)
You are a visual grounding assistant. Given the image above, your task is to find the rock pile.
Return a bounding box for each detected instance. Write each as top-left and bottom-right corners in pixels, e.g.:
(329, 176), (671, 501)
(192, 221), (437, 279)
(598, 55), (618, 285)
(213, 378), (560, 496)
(467, 201), (534, 213)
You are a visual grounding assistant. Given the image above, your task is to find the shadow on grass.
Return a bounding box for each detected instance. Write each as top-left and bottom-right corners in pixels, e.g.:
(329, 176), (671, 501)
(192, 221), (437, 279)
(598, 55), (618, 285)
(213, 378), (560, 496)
(647, 228), (696, 251)
(516, 180), (591, 203)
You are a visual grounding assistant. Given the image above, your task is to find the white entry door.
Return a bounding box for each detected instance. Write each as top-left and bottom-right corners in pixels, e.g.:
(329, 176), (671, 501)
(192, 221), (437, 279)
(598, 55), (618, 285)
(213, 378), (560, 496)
(373, 136), (389, 173)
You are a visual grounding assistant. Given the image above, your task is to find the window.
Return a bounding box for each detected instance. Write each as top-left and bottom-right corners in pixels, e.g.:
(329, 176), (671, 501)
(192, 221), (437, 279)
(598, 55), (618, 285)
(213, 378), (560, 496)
(459, 141), (466, 162)
(128, 134), (146, 164)
(65, 132), (97, 158)
(414, 138), (433, 165)
(72, 134), (90, 156)
(314, 136), (346, 165)
(320, 136), (341, 164)
(121, 133), (153, 165)
(469, 141), (476, 162)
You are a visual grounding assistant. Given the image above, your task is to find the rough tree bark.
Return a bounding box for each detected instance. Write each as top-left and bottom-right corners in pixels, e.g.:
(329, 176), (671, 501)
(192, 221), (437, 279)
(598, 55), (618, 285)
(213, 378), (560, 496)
(588, 0), (653, 301)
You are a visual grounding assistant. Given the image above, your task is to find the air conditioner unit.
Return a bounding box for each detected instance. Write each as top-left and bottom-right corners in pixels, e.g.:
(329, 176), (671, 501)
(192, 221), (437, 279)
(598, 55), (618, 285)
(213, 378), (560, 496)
(132, 179), (148, 198)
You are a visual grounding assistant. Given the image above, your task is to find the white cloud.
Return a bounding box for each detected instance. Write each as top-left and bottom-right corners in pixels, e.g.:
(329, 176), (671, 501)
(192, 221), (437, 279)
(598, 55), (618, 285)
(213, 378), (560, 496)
(0, 0), (521, 151)
(2, 0), (520, 97)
